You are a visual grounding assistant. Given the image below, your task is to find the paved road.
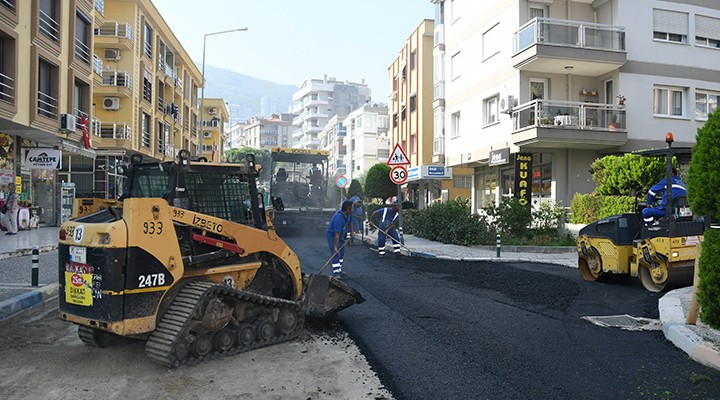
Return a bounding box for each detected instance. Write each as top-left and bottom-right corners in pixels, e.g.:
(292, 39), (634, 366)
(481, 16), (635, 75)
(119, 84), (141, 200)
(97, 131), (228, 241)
(287, 236), (720, 400)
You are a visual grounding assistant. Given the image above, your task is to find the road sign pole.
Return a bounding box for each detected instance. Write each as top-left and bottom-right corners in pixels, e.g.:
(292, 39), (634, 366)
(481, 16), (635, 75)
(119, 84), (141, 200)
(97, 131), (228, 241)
(397, 184), (404, 245)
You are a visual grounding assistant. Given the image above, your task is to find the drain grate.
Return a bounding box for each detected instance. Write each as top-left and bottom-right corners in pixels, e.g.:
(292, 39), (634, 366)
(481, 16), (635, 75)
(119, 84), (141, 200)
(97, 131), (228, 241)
(582, 314), (661, 331)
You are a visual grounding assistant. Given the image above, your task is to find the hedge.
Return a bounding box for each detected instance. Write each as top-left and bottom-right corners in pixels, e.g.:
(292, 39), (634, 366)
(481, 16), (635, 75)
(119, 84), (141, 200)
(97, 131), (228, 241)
(569, 193), (635, 224)
(699, 229), (720, 329)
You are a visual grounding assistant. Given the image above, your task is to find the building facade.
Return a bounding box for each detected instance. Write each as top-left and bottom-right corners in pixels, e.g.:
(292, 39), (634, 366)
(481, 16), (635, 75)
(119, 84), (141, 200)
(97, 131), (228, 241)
(389, 19), (472, 209)
(226, 122), (245, 150)
(342, 104), (391, 182)
(90, 0), (204, 201)
(434, 0), (720, 213)
(291, 76), (370, 150)
(318, 114), (348, 176)
(200, 98), (230, 162)
(241, 113), (293, 151)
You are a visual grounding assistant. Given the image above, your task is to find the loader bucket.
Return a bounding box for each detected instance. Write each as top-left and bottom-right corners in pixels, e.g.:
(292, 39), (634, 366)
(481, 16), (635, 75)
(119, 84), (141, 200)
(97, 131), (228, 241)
(303, 274), (365, 318)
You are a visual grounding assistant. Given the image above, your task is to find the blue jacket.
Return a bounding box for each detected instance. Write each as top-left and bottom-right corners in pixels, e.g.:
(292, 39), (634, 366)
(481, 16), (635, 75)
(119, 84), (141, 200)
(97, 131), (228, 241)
(378, 207), (399, 229)
(326, 210), (350, 239)
(647, 175), (687, 209)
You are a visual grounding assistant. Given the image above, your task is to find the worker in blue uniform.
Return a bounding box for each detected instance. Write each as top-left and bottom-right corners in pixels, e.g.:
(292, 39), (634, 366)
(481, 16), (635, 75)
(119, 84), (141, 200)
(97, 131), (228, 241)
(370, 199), (401, 256)
(327, 200), (354, 278)
(641, 168), (687, 225)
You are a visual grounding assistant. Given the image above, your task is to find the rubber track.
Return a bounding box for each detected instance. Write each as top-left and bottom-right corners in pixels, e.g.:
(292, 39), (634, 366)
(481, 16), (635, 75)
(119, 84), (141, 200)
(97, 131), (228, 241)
(145, 281), (304, 367)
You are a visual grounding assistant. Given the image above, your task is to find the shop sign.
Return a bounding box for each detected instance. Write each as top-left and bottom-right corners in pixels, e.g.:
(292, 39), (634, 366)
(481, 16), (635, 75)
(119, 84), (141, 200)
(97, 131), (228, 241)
(514, 153), (533, 206)
(25, 148), (62, 169)
(489, 148), (510, 166)
(406, 165), (452, 182)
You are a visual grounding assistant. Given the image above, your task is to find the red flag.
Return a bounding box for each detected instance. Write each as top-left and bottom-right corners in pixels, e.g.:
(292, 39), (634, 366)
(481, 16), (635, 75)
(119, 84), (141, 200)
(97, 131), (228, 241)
(79, 115), (90, 149)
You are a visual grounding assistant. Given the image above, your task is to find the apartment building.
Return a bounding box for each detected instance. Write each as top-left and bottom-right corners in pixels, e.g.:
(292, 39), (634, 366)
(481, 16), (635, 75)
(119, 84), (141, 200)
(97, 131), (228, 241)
(200, 98), (229, 162)
(0, 0), (100, 225)
(291, 76), (370, 150)
(318, 114), (348, 176)
(433, 0), (720, 212)
(342, 104), (391, 182)
(389, 19), (471, 209)
(226, 122), (245, 150)
(242, 113), (293, 150)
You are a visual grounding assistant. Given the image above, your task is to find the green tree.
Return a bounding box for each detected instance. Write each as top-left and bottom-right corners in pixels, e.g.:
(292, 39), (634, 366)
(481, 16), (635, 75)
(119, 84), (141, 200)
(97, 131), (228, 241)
(226, 147), (271, 183)
(590, 153), (665, 196)
(347, 179), (364, 198)
(688, 111), (720, 218)
(364, 163), (395, 201)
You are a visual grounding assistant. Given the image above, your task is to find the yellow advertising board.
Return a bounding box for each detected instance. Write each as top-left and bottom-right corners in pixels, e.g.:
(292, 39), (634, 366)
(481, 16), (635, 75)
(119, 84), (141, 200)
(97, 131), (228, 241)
(65, 271), (93, 306)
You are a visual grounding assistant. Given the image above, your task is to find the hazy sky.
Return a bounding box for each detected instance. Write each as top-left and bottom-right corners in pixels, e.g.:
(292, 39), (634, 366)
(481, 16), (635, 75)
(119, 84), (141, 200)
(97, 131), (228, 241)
(151, 0), (435, 102)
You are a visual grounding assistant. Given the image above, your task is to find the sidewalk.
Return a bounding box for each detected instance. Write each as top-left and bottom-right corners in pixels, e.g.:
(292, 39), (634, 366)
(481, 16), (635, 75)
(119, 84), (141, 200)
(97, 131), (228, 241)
(360, 229), (720, 372)
(0, 226), (59, 320)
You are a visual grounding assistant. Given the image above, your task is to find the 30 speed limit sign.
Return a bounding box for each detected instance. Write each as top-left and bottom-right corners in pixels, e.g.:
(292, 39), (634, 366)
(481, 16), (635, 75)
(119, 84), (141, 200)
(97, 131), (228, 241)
(390, 165), (408, 184)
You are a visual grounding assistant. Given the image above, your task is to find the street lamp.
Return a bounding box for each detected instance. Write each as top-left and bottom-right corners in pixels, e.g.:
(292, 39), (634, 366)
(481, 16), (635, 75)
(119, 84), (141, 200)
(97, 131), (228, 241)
(198, 27), (248, 159)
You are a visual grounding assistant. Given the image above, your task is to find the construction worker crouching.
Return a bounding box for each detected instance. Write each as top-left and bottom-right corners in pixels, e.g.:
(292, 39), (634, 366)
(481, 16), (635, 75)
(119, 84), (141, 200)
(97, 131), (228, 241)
(370, 199), (401, 256)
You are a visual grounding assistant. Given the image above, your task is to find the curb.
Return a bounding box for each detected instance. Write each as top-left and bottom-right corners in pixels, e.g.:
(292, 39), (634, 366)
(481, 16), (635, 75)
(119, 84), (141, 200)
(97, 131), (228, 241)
(0, 283), (58, 321)
(659, 291), (720, 371)
(0, 244), (58, 261)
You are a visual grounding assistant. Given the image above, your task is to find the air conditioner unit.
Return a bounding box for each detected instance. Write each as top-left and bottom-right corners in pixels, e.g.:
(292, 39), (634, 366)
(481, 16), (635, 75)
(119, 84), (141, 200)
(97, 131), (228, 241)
(499, 95), (516, 114)
(60, 114), (76, 132)
(203, 131), (211, 138)
(208, 107), (217, 115)
(103, 97), (120, 110)
(104, 49), (121, 61)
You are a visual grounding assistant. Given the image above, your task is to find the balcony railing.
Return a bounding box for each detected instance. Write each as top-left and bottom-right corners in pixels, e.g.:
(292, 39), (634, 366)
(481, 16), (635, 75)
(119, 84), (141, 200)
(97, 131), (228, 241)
(37, 91), (57, 119)
(101, 71), (132, 88)
(95, 21), (133, 40)
(511, 99), (626, 132)
(75, 38), (91, 64)
(164, 143), (175, 158)
(92, 54), (103, 75)
(0, 71), (15, 104)
(514, 17), (625, 54)
(39, 10), (60, 42)
(96, 122), (130, 140)
(94, 0), (104, 15)
(74, 108), (89, 124)
(142, 130), (151, 148)
(91, 117), (101, 137)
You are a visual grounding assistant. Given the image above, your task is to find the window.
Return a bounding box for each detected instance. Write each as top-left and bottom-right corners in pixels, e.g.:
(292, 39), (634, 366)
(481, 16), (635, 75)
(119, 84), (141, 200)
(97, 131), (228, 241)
(484, 95), (499, 126)
(141, 112), (151, 148)
(435, 1), (444, 26)
(157, 121), (166, 153)
(1, 1), (15, 12)
(482, 23), (500, 61)
(434, 54), (444, 83)
(410, 134), (416, 154)
(451, 111), (460, 138)
(695, 91), (719, 119)
(143, 75), (152, 102)
(453, 175), (472, 189)
(450, 0), (460, 24)
(696, 15), (720, 48)
(410, 50), (417, 70)
(143, 21), (153, 58)
(410, 94), (417, 113)
(653, 86), (686, 117)
(74, 10), (91, 64)
(653, 9), (688, 43)
(37, 58), (57, 118)
(39, 0), (59, 42)
(450, 51), (461, 80)
(73, 79), (89, 119)
(0, 32), (16, 104)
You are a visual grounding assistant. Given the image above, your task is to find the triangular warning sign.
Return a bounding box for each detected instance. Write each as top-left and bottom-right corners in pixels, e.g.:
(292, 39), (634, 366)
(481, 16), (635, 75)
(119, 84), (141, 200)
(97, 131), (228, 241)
(387, 144), (410, 166)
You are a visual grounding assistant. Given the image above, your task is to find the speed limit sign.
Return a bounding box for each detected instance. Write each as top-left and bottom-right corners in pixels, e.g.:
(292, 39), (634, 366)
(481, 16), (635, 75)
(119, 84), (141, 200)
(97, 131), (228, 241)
(390, 165), (408, 184)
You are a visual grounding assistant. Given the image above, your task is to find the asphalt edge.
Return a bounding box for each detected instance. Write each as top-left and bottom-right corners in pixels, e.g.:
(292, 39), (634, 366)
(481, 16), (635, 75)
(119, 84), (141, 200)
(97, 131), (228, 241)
(659, 290), (720, 371)
(0, 283), (59, 320)
(0, 244), (58, 261)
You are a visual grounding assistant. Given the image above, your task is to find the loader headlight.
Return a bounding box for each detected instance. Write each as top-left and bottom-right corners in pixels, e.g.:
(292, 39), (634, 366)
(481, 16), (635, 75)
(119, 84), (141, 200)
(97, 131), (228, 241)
(99, 233), (111, 245)
(671, 251), (679, 259)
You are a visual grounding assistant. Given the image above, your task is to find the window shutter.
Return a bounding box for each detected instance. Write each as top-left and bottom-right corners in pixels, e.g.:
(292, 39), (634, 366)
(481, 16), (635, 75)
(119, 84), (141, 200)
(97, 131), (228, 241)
(696, 15), (720, 40)
(653, 9), (688, 35)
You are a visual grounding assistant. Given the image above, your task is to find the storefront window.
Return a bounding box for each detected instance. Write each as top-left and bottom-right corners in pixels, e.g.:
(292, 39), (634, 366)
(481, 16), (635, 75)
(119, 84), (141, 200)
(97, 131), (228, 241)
(531, 153), (552, 198)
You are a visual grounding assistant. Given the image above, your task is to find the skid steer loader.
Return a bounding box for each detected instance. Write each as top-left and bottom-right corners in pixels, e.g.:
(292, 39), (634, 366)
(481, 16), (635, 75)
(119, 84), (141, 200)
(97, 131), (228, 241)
(58, 150), (363, 367)
(577, 133), (706, 292)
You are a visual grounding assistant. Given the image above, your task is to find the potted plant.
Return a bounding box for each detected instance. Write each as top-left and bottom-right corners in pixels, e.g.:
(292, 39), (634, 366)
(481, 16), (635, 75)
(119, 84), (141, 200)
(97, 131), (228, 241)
(616, 94), (626, 106)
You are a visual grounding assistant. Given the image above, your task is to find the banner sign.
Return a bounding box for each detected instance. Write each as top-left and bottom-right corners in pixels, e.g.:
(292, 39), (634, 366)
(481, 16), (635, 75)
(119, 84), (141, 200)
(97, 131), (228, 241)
(25, 148), (62, 169)
(514, 153), (532, 206)
(489, 148), (510, 166)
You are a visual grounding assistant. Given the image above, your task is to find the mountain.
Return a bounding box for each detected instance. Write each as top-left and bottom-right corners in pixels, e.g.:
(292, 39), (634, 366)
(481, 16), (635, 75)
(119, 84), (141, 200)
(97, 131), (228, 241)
(200, 64), (298, 122)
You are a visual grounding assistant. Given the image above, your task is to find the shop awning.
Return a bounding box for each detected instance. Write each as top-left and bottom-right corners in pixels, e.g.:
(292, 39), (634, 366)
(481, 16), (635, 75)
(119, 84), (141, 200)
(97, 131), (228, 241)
(60, 139), (96, 159)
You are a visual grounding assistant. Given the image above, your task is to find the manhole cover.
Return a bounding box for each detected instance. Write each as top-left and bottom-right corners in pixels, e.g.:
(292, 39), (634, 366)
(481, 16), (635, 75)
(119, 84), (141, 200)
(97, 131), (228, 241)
(582, 314), (661, 331)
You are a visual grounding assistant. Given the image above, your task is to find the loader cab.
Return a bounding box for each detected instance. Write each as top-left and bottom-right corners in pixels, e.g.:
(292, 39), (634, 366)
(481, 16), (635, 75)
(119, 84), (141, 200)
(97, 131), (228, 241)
(124, 152), (267, 229)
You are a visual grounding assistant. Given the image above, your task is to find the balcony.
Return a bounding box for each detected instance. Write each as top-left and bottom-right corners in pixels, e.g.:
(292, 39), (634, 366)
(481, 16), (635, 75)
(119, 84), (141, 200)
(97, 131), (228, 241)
(94, 21), (133, 50)
(511, 99), (627, 149)
(0, 71), (15, 105)
(92, 54), (103, 75)
(39, 10), (59, 42)
(93, 119), (132, 140)
(97, 71), (132, 97)
(512, 17), (626, 76)
(1, 0), (15, 11)
(37, 91), (57, 119)
(75, 38), (91, 64)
